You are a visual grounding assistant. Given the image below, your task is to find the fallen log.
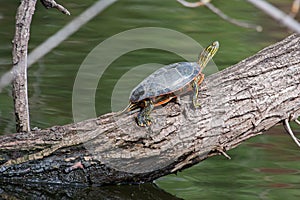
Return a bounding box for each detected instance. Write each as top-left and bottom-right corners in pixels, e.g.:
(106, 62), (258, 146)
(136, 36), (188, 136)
(0, 34), (299, 185)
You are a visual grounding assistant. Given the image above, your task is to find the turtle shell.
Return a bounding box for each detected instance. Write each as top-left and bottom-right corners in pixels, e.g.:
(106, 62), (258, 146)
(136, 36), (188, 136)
(130, 62), (201, 102)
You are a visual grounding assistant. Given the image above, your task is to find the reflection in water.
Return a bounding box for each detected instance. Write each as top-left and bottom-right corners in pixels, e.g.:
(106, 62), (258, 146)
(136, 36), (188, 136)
(0, 182), (182, 200)
(156, 127), (300, 199)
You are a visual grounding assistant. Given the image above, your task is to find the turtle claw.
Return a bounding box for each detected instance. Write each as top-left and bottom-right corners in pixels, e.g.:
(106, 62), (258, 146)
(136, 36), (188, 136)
(193, 102), (201, 109)
(145, 118), (152, 126)
(136, 116), (152, 127)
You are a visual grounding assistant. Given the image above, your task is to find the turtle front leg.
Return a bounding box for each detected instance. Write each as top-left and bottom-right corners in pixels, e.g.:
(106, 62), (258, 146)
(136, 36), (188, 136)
(136, 99), (154, 127)
(192, 80), (200, 108)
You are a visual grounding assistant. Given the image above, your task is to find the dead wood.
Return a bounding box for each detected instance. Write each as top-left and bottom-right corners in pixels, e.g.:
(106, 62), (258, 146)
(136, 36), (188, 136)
(0, 34), (300, 186)
(11, 0), (70, 133)
(40, 0), (70, 15)
(12, 0), (37, 132)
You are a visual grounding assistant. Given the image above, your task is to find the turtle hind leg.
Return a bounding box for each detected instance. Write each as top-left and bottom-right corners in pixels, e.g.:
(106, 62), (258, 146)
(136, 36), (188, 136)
(136, 99), (154, 127)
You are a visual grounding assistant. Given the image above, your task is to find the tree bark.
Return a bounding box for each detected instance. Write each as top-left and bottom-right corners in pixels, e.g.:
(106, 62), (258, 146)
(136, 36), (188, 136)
(12, 0), (37, 132)
(1, 34), (300, 186)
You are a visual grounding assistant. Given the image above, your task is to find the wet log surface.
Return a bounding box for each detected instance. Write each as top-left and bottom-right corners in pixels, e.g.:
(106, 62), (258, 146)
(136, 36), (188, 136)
(0, 34), (300, 186)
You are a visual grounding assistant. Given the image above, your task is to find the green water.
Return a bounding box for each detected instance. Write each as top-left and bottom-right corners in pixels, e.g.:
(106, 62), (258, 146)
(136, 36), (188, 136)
(1, 0), (300, 199)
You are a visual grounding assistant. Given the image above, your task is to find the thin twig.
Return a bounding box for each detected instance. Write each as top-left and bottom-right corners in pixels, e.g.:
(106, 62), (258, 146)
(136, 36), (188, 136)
(40, 0), (71, 15)
(205, 2), (262, 32)
(217, 148), (231, 160)
(177, 0), (262, 32)
(295, 118), (300, 125)
(283, 119), (300, 148)
(177, 0), (210, 7)
(247, 0), (300, 34)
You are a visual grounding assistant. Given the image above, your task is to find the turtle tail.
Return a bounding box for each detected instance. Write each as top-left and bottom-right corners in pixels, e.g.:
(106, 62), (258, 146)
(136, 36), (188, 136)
(115, 103), (139, 116)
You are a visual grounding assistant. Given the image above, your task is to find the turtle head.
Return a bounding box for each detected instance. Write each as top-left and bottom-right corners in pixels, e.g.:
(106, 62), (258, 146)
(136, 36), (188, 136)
(197, 41), (219, 70)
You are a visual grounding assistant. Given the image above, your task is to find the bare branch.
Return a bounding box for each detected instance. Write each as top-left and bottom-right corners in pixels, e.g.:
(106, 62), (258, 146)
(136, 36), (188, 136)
(247, 0), (300, 33)
(12, 0), (37, 132)
(204, 2), (262, 32)
(40, 0), (71, 15)
(177, 0), (262, 32)
(177, 0), (210, 7)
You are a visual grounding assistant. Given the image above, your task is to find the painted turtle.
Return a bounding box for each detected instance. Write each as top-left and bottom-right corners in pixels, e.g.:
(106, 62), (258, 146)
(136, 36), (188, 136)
(119, 41), (219, 126)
